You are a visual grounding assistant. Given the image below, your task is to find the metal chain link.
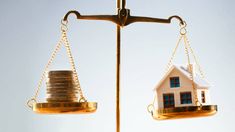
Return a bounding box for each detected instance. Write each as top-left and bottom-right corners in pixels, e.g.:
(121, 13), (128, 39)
(147, 94), (158, 116)
(27, 21), (87, 109)
(27, 35), (64, 109)
(184, 35), (206, 79)
(165, 35), (183, 73)
(183, 35), (201, 106)
(149, 25), (185, 115)
(61, 30), (87, 102)
(158, 22), (202, 109)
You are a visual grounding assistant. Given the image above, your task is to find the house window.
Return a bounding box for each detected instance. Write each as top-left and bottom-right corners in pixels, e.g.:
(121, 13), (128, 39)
(201, 91), (206, 103)
(163, 94), (175, 108)
(170, 77), (180, 88)
(180, 92), (192, 104)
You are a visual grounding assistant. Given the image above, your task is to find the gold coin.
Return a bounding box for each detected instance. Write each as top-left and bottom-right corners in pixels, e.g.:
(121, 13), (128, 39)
(48, 70), (73, 75)
(49, 93), (76, 96)
(46, 78), (74, 82)
(47, 96), (77, 100)
(51, 91), (76, 94)
(46, 81), (76, 86)
(46, 99), (78, 103)
(46, 87), (77, 90)
(47, 91), (78, 94)
(47, 75), (74, 79)
(47, 77), (74, 80)
(47, 93), (77, 97)
(47, 91), (78, 95)
(46, 99), (77, 102)
(46, 88), (78, 92)
(47, 83), (76, 89)
(47, 81), (75, 85)
(47, 90), (78, 93)
(47, 92), (77, 95)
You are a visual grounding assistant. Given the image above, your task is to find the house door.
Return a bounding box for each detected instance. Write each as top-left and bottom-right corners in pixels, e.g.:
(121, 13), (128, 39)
(163, 93), (175, 108)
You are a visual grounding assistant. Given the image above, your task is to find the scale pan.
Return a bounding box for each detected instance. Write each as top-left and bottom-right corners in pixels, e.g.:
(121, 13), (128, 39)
(33, 102), (97, 114)
(153, 105), (217, 120)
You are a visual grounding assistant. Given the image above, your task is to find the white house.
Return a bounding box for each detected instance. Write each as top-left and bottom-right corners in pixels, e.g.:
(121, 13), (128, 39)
(155, 64), (211, 109)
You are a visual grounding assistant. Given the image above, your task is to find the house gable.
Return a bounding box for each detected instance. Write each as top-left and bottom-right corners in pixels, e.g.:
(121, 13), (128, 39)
(154, 65), (210, 91)
(157, 67), (194, 93)
(156, 66), (196, 108)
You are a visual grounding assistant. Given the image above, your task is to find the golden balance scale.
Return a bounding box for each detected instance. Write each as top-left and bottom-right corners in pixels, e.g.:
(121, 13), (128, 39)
(27, 0), (217, 132)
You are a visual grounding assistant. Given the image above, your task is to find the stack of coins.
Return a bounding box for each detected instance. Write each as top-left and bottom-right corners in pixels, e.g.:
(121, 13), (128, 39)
(46, 70), (78, 102)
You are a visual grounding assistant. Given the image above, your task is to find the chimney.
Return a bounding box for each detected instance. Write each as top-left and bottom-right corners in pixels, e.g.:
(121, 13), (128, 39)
(187, 64), (194, 76)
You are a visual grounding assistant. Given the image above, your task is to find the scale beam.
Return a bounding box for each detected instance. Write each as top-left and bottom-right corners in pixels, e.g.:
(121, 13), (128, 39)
(60, 2), (183, 132)
(63, 9), (184, 27)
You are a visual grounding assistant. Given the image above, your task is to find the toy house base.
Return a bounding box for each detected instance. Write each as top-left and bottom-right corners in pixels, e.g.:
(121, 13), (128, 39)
(152, 105), (217, 120)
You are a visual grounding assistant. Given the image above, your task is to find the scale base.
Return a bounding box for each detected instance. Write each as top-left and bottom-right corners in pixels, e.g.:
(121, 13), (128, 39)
(153, 105), (217, 120)
(33, 102), (97, 114)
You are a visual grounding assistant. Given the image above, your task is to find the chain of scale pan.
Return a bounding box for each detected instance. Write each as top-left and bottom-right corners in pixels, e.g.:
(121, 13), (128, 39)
(148, 25), (184, 114)
(183, 35), (201, 106)
(148, 24), (185, 115)
(164, 21), (187, 73)
(184, 34), (206, 79)
(27, 35), (64, 109)
(27, 21), (86, 109)
(164, 35), (183, 73)
(164, 21), (201, 106)
(147, 93), (158, 116)
(61, 30), (86, 102)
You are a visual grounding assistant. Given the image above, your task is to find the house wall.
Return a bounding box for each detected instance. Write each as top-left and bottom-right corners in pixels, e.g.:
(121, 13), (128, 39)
(157, 68), (197, 109)
(197, 88), (211, 105)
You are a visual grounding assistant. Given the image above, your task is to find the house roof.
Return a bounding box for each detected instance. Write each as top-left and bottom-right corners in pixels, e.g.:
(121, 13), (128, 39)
(154, 64), (210, 90)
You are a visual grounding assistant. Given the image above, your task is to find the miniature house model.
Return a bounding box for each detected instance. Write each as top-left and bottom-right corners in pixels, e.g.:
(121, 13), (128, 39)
(155, 64), (211, 109)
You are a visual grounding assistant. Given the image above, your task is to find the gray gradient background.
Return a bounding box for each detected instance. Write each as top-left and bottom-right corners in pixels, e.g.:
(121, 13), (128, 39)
(0, 0), (234, 132)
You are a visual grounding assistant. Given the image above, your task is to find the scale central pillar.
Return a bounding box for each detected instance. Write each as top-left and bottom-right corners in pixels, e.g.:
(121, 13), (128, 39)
(116, 1), (122, 132)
